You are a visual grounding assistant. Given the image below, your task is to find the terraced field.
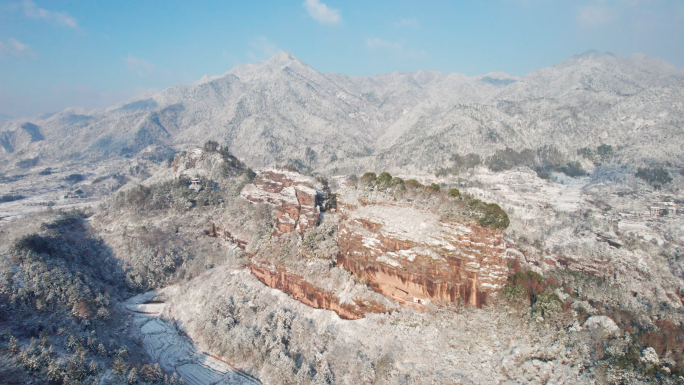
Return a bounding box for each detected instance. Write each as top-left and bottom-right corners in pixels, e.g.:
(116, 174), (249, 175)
(125, 293), (260, 385)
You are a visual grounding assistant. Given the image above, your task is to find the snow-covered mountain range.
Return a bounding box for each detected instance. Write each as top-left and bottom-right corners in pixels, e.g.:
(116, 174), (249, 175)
(2, 50), (683, 174)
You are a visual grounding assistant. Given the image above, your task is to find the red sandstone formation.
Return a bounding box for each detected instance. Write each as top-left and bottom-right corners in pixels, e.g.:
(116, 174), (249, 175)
(241, 170), (329, 235)
(239, 171), (395, 319)
(237, 169), (509, 316)
(249, 262), (384, 320)
(205, 223), (248, 249)
(336, 195), (509, 308)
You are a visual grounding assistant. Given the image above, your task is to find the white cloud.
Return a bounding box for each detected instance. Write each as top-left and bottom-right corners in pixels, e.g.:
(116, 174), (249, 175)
(123, 55), (155, 76)
(367, 38), (403, 53)
(22, 0), (78, 29)
(577, 5), (616, 28)
(247, 36), (278, 60)
(394, 18), (420, 28)
(366, 38), (426, 59)
(0, 38), (35, 58)
(303, 0), (341, 25)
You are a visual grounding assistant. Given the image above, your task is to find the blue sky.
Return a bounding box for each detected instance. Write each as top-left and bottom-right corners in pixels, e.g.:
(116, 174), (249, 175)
(1, 0), (683, 117)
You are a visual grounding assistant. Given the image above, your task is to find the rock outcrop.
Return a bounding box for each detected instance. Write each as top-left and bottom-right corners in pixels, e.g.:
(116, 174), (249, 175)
(239, 170), (509, 313)
(205, 222), (248, 249)
(336, 195), (509, 307)
(173, 148), (226, 179)
(241, 169), (330, 234)
(238, 171), (398, 319)
(249, 262), (384, 320)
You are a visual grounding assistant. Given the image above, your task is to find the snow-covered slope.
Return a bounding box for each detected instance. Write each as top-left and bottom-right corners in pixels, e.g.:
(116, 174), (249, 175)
(2, 50), (683, 173)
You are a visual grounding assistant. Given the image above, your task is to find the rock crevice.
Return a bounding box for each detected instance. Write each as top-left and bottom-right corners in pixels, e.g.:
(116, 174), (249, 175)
(241, 170), (329, 235)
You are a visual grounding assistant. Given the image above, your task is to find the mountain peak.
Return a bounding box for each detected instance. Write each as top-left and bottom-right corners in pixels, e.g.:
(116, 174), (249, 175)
(193, 73), (223, 85)
(264, 50), (310, 70)
(577, 49), (601, 57)
(227, 50), (319, 81)
(268, 50), (298, 63)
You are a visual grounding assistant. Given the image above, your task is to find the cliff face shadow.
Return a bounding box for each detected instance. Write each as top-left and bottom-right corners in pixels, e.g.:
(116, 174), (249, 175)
(1, 211), (136, 337)
(0, 210), (152, 382)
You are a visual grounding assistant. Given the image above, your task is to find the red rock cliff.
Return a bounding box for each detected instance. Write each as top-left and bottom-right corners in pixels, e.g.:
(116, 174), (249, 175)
(239, 171), (508, 315)
(336, 196), (508, 307)
(241, 170), (329, 235)
(249, 262), (384, 320)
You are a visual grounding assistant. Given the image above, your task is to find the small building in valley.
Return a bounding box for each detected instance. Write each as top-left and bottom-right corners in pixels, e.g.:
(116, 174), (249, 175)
(650, 202), (679, 216)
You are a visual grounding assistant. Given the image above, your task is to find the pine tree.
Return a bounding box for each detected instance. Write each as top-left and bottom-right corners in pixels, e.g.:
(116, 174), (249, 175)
(88, 360), (99, 374)
(47, 360), (62, 381)
(126, 367), (139, 384)
(8, 335), (18, 354)
(66, 334), (77, 352)
(169, 372), (182, 384)
(112, 355), (128, 374)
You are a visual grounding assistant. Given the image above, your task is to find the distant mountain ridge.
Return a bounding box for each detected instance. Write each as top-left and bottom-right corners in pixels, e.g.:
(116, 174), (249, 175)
(1, 50), (683, 174)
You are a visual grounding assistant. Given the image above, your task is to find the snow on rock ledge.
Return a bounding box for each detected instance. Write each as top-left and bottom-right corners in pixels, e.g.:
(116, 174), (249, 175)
(583, 315), (620, 337)
(173, 148), (226, 180)
(241, 169), (329, 234)
(337, 194), (509, 308)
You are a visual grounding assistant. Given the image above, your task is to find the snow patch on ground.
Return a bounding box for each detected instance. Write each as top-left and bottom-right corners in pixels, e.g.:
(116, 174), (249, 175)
(123, 292), (259, 385)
